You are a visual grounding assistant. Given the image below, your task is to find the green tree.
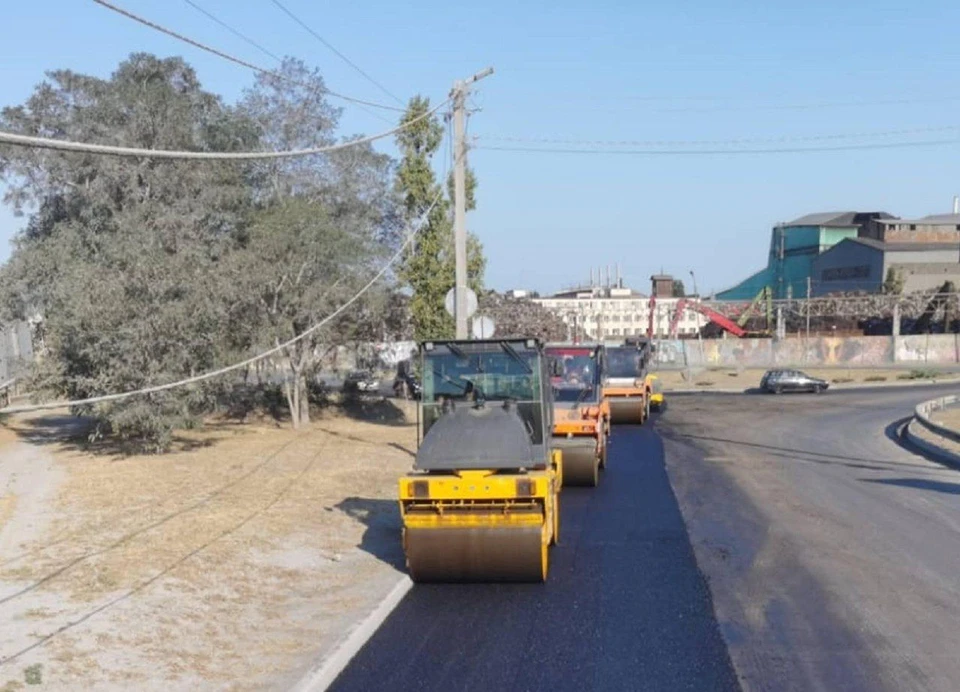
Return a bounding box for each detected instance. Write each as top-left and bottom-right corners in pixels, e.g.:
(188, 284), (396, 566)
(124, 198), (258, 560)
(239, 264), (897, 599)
(395, 97), (484, 341)
(228, 199), (385, 427)
(0, 54), (259, 450)
(883, 267), (904, 295)
(230, 58), (398, 427)
(672, 280), (686, 297)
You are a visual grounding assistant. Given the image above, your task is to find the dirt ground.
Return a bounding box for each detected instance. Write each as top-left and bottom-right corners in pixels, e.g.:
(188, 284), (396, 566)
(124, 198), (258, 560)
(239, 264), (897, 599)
(0, 400), (416, 691)
(653, 366), (960, 391)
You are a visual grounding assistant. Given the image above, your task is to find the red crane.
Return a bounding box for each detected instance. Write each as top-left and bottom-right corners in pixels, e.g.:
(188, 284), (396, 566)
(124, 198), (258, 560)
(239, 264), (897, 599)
(668, 298), (746, 338)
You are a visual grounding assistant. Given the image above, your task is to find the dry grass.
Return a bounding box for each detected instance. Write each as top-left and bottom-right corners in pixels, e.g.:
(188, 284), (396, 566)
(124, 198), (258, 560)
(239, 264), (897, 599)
(0, 400), (417, 690)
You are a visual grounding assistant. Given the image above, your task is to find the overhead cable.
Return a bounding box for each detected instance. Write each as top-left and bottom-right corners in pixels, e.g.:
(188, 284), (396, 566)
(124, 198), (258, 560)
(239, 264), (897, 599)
(0, 98), (446, 159)
(182, 0), (283, 63)
(268, 0), (403, 105)
(475, 139), (960, 156)
(0, 185), (447, 415)
(179, 0), (392, 124)
(478, 125), (960, 148)
(92, 0), (405, 112)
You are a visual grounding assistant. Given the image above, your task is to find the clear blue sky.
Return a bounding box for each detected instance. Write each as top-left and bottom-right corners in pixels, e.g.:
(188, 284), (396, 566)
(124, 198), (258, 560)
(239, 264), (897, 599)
(2, 0), (960, 295)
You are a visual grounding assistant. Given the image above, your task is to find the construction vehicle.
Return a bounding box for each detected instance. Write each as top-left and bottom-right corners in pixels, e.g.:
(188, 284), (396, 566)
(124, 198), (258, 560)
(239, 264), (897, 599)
(735, 287), (773, 337)
(648, 374), (665, 411)
(602, 337), (655, 424)
(398, 338), (562, 583)
(545, 343), (610, 487)
(668, 298), (747, 338)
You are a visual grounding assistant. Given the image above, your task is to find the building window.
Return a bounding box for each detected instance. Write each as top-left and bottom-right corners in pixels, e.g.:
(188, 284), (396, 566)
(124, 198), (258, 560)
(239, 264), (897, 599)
(612, 328), (621, 336)
(910, 224), (916, 231)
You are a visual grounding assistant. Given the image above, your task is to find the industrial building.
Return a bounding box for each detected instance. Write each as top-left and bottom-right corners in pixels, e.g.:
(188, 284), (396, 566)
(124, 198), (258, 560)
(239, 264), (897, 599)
(811, 214), (960, 295)
(718, 206), (960, 300)
(533, 269), (702, 340)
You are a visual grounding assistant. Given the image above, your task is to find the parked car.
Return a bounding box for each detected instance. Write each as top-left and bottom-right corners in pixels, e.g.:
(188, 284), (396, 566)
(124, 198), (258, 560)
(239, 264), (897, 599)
(343, 370), (380, 393)
(760, 369), (828, 394)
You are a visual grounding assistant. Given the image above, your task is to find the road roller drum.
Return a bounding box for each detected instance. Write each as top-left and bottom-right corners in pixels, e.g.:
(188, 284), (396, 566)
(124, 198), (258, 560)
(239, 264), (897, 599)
(553, 437), (598, 487)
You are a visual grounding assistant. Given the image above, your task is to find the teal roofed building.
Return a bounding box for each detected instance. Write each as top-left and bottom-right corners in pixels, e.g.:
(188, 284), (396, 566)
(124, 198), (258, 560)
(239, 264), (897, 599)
(716, 211), (894, 300)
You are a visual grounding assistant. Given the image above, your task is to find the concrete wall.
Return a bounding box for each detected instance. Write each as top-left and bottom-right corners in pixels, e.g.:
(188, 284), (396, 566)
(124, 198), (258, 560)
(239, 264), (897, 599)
(893, 262), (960, 293)
(652, 333), (960, 368)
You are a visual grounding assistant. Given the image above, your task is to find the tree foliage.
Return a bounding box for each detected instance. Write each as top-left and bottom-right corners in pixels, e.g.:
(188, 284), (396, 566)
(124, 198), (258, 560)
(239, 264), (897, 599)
(0, 53), (397, 449)
(671, 280), (686, 297)
(395, 97), (485, 341)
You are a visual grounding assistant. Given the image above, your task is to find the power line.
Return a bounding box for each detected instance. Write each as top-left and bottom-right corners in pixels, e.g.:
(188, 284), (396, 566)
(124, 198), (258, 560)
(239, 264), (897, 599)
(182, 0), (282, 63)
(478, 125), (960, 148)
(179, 0), (391, 124)
(0, 182), (448, 415)
(474, 138), (960, 156)
(92, 0), (404, 113)
(268, 0), (403, 105)
(656, 96), (960, 114)
(0, 98), (446, 159)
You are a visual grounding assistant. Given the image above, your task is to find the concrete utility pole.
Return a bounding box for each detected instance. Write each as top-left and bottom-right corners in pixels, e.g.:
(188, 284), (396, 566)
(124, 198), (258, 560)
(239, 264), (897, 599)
(452, 67), (494, 339)
(806, 276), (812, 339)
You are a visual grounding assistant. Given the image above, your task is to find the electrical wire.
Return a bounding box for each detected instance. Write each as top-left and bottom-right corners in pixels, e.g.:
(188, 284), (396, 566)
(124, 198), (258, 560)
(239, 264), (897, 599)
(179, 0), (392, 124)
(0, 180), (448, 415)
(92, 0), (404, 112)
(267, 0), (403, 105)
(182, 0), (282, 63)
(0, 98), (446, 159)
(478, 125), (960, 148)
(474, 138), (960, 156)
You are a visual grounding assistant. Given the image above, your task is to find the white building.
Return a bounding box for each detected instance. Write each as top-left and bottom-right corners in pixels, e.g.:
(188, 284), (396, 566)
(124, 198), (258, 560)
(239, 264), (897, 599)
(534, 284), (702, 341)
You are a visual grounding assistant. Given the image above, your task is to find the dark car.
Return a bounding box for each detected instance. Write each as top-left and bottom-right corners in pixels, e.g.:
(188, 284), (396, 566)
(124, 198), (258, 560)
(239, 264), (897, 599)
(760, 369), (828, 394)
(343, 370), (380, 394)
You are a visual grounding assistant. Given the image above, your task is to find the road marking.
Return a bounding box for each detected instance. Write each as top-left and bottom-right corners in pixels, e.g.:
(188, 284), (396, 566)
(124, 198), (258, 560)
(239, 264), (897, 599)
(289, 574), (413, 692)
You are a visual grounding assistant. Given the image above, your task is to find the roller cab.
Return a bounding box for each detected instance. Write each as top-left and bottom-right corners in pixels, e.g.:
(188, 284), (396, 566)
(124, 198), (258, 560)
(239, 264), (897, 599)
(399, 338), (561, 583)
(545, 343), (610, 487)
(603, 338), (654, 425)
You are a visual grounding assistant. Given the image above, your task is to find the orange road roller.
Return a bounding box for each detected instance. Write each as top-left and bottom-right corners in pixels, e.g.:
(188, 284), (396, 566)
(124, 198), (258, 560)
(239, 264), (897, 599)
(545, 343), (610, 487)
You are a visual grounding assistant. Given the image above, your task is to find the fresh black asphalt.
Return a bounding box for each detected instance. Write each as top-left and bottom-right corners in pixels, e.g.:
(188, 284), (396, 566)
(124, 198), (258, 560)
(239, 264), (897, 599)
(330, 424), (740, 692)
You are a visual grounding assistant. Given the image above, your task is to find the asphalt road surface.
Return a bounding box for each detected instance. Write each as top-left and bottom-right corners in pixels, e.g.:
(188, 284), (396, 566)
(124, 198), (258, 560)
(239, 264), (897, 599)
(331, 383), (960, 692)
(332, 424), (740, 692)
(661, 384), (960, 692)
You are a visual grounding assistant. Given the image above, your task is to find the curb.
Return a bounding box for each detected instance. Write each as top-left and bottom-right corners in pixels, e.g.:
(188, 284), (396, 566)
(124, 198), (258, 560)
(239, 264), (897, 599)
(290, 575), (412, 692)
(903, 419), (960, 469)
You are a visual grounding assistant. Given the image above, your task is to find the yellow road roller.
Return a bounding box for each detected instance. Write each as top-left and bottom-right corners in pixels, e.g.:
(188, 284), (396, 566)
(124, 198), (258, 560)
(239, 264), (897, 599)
(545, 343), (610, 487)
(398, 338), (562, 583)
(603, 337), (655, 425)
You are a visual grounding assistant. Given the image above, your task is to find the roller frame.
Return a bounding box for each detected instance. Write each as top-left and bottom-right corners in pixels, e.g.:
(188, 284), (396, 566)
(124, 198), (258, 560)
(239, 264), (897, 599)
(399, 470), (558, 583)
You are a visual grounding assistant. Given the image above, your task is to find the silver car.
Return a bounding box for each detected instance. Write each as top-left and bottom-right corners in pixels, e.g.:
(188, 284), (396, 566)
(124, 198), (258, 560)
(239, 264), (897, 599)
(760, 369), (828, 394)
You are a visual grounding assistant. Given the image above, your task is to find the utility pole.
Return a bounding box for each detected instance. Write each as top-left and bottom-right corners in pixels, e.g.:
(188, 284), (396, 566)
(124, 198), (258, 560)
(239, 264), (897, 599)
(452, 67), (494, 339)
(806, 276), (812, 340)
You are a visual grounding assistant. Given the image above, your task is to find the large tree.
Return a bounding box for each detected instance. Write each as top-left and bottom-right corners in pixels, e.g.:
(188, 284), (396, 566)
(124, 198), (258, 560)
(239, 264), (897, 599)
(231, 59), (398, 427)
(395, 97), (485, 341)
(0, 54), (259, 449)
